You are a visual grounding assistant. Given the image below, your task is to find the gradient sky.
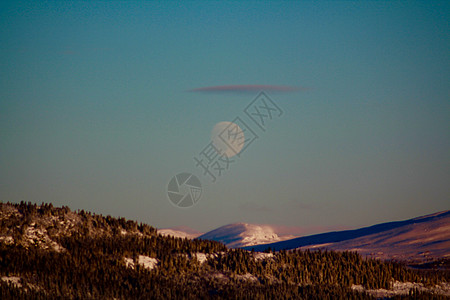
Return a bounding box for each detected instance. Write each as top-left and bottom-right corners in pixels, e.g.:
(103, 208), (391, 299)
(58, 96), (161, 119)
(1, 1), (449, 234)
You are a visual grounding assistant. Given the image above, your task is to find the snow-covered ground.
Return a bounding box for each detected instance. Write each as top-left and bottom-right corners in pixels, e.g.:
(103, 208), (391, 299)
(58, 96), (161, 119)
(244, 210), (450, 262)
(235, 273), (258, 282)
(253, 252), (274, 261)
(158, 228), (202, 239)
(298, 215), (450, 261)
(124, 255), (159, 270)
(0, 235), (14, 244)
(1, 276), (22, 288)
(352, 281), (450, 298)
(0, 203), (156, 252)
(193, 252), (208, 264)
(0, 204), (82, 251)
(124, 257), (135, 269)
(0, 204), (79, 252)
(138, 255), (159, 270)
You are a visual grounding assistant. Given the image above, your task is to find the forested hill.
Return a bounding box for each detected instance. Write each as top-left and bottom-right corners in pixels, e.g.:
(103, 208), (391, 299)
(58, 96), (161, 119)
(0, 202), (449, 299)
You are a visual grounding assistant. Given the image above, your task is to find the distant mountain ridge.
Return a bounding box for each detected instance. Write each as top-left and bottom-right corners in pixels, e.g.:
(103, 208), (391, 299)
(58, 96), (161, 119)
(198, 223), (296, 248)
(243, 210), (450, 262)
(158, 227), (203, 239)
(158, 211), (450, 261)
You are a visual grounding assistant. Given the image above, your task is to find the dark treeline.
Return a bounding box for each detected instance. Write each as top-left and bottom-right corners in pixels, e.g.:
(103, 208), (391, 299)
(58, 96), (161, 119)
(0, 202), (447, 299)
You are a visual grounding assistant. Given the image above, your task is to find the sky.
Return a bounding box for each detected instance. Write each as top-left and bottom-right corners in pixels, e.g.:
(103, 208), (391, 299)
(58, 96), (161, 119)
(1, 1), (449, 234)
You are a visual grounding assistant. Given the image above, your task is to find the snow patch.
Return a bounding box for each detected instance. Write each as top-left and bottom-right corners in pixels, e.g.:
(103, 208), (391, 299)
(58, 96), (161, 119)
(158, 229), (201, 239)
(124, 257), (135, 269)
(253, 252), (274, 261)
(352, 281), (450, 298)
(138, 255), (159, 270)
(1, 276), (22, 288)
(124, 256), (159, 270)
(0, 236), (14, 244)
(235, 273), (258, 282)
(210, 272), (229, 282)
(178, 252), (219, 264)
(23, 225), (65, 252)
(194, 253), (208, 264)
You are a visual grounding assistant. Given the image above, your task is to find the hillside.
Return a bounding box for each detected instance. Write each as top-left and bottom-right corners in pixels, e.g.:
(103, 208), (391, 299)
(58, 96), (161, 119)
(243, 211), (450, 262)
(0, 202), (449, 299)
(298, 212), (450, 262)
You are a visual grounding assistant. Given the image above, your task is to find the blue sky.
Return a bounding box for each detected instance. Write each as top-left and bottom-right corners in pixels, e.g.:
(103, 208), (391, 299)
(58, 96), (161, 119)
(1, 1), (449, 233)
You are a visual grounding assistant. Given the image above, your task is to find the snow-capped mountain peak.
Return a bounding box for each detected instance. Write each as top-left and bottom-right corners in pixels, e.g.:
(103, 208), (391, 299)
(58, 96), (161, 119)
(198, 223), (289, 248)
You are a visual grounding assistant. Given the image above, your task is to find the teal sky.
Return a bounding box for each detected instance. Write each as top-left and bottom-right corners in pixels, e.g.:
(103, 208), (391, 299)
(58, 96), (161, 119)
(1, 1), (449, 234)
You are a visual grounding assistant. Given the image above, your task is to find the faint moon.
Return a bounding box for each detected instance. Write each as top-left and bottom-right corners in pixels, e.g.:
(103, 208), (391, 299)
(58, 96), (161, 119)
(211, 121), (245, 158)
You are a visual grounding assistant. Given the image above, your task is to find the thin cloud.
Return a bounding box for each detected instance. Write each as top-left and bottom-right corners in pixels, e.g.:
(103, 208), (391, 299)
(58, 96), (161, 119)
(188, 84), (307, 94)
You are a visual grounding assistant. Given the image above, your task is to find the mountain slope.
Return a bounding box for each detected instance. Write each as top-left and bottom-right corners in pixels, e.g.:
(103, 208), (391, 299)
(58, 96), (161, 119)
(244, 211), (450, 261)
(300, 213), (450, 262)
(198, 223), (296, 248)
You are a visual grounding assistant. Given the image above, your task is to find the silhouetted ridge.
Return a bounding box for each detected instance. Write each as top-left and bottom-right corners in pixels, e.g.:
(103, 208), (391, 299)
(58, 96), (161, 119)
(244, 211), (450, 252)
